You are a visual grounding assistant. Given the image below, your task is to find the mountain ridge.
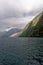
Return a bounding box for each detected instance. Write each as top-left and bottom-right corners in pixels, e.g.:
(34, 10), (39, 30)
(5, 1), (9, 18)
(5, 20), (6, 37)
(20, 12), (43, 37)
(0, 28), (22, 38)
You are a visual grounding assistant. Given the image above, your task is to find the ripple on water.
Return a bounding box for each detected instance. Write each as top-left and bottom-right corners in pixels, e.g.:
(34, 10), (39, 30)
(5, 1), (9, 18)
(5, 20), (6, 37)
(0, 38), (43, 65)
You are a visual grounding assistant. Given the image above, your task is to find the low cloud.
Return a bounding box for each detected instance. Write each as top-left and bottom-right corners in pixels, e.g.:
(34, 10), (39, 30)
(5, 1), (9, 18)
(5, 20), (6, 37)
(0, 0), (43, 19)
(0, 0), (43, 31)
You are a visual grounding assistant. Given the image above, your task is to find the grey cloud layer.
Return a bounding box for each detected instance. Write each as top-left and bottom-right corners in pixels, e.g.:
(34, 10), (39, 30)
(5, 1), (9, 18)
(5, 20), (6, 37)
(0, 0), (24, 19)
(0, 0), (43, 19)
(0, 0), (43, 32)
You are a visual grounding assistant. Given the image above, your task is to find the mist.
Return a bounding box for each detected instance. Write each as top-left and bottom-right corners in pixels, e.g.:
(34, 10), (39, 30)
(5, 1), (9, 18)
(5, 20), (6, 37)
(0, 0), (43, 32)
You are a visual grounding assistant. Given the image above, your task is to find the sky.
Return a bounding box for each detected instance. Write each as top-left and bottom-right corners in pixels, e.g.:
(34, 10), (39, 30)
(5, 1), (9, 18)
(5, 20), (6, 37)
(0, 0), (43, 32)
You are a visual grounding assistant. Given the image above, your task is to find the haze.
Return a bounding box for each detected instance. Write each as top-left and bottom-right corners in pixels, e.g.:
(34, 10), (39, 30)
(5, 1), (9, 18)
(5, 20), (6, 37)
(0, 0), (43, 32)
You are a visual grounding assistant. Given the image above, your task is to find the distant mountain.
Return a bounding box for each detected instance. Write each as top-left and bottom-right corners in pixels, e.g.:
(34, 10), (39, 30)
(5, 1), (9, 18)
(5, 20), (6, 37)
(20, 12), (43, 37)
(0, 28), (22, 38)
(0, 32), (7, 37)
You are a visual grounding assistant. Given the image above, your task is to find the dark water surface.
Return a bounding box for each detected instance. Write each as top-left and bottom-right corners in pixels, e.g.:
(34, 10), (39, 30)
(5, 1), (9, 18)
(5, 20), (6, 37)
(0, 37), (43, 65)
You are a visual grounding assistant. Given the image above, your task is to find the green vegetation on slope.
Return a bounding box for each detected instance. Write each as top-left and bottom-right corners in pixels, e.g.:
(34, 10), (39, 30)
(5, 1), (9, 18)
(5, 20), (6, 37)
(20, 12), (43, 37)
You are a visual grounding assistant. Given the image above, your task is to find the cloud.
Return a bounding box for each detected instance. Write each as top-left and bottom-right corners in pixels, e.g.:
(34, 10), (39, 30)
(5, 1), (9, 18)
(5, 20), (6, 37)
(0, 0), (23, 19)
(0, 0), (43, 19)
(0, 0), (43, 31)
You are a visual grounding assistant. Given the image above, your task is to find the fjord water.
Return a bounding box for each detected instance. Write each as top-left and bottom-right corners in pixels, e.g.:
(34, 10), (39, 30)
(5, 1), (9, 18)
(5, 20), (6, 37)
(0, 38), (43, 65)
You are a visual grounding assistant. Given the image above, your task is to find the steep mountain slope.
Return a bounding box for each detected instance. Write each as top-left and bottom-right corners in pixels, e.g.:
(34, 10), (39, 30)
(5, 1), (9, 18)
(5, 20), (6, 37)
(20, 12), (43, 37)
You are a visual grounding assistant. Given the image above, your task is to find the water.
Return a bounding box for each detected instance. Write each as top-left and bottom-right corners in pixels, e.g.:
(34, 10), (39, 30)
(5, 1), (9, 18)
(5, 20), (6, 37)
(0, 37), (43, 65)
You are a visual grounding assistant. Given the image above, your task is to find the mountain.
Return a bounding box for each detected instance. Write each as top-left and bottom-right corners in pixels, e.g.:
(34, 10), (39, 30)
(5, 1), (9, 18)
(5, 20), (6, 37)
(20, 12), (43, 37)
(0, 32), (7, 37)
(0, 28), (22, 38)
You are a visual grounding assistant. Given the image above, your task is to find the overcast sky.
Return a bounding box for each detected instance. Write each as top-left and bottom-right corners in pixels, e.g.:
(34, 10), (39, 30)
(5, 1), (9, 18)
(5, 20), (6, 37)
(0, 0), (43, 32)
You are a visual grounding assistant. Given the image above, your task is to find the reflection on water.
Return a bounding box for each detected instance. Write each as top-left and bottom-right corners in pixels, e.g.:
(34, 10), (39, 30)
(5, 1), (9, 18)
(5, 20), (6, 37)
(0, 38), (43, 65)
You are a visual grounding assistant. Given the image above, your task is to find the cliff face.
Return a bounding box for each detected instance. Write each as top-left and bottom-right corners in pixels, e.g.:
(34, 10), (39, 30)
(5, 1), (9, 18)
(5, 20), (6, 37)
(20, 12), (43, 37)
